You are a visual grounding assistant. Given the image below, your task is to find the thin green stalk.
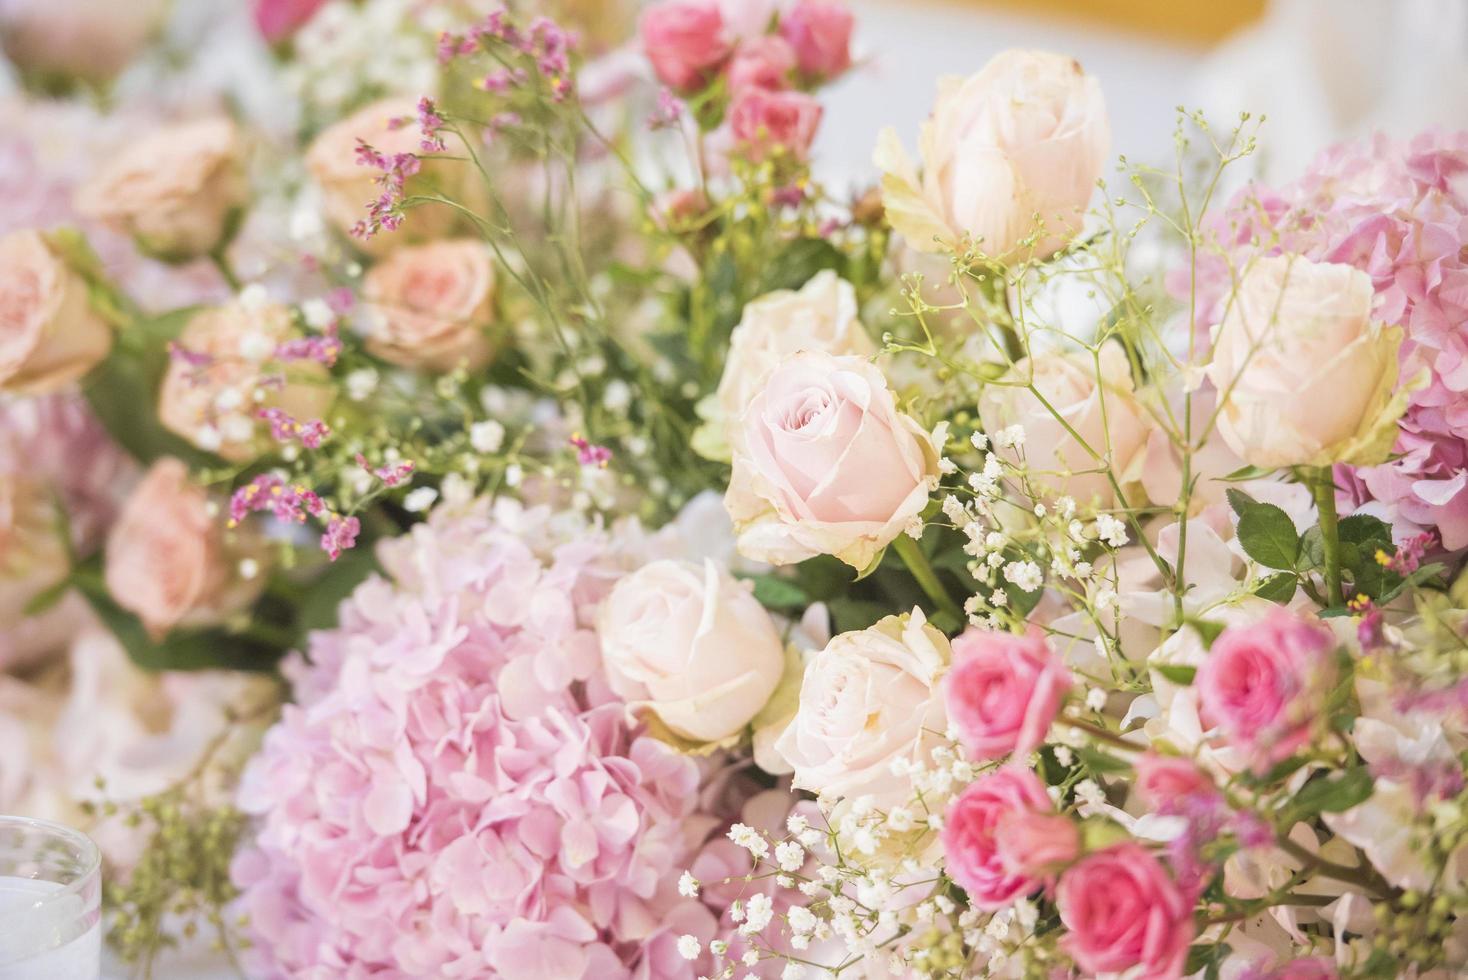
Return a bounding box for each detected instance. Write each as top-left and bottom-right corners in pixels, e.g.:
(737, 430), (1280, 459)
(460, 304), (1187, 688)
(208, 247), (241, 292)
(1311, 468), (1344, 607)
(891, 534), (963, 626)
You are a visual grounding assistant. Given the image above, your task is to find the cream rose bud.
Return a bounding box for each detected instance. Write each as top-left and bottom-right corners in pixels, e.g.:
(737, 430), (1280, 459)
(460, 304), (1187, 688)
(775, 609), (949, 807)
(0, 0), (166, 85)
(978, 342), (1148, 510)
(876, 49), (1109, 261)
(157, 302), (332, 462)
(725, 350), (942, 570)
(1206, 255), (1405, 469)
(104, 458), (265, 638)
(0, 230), (112, 394)
(307, 98), (456, 253)
(75, 118), (248, 262)
(362, 239), (497, 372)
(598, 558), (785, 742)
(715, 271), (876, 436)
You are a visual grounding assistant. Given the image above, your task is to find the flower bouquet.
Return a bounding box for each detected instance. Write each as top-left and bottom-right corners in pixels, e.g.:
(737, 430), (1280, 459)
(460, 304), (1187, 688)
(1, 1), (1466, 978)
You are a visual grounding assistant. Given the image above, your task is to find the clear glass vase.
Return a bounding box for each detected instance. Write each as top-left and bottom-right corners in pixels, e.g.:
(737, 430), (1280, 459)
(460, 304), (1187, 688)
(0, 815), (101, 980)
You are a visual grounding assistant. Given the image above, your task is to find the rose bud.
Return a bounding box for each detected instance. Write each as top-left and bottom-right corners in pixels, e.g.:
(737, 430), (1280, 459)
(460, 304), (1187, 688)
(779, 0), (854, 82)
(728, 87), (823, 161)
(0, 229), (112, 394)
(944, 627), (1072, 761)
(942, 767), (1061, 908)
(639, 0), (730, 93)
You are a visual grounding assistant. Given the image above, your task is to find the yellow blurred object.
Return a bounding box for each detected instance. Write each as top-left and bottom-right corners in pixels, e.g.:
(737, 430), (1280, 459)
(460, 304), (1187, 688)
(952, 0), (1267, 44)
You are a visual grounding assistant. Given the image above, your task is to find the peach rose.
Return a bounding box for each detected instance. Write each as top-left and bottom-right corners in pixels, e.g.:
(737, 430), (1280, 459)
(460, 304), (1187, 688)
(306, 98), (457, 253)
(725, 350), (942, 570)
(103, 458), (265, 638)
(1205, 255), (1406, 469)
(0, 229), (111, 394)
(728, 87), (822, 161)
(0, 0), (166, 85)
(157, 301), (332, 462)
(876, 49), (1109, 261)
(978, 342), (1149, 510)
(774, 609), (949, 807)
(362, 239), (497, 372)
(598, 558), (785, 742)
(76, 117), (247, 262)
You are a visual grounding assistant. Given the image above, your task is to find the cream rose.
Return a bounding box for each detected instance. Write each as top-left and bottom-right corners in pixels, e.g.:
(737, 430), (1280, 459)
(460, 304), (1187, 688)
(978, 342), (1148, 509)
(76, 117), (247, 262)
(362, 239), (497, 372)
(774, 609), (949, 807)
(307, 98), (457, 253)
(1205, 255), (1406, 469)
(598, 558), (785, 742)
(0, 0), (166, 85)
(875, 49), (1109, 261)
(725, 350), (942, 570)
(103, 458), (265, 638)
(157, 301), (332, 462)
(0, 229), (111, 394)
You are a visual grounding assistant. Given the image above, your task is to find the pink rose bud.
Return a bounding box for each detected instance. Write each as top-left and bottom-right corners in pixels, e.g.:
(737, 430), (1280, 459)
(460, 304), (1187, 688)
(779, 0), (854, 81)
(1134, 752), (1214, 810)
(941, 767), (1054, 908)
(994, 809), (1080, 878)
(726, 35), (797, 94)
(944, 627), (1072, 761)
(1057, 843), (1194, 979)
(252, 0), (328, 43)
(728, 88), (822, 161)
(0, 230), (112, 394)
(1196, 611), (1337, 771)
(639, 0), (730, 93)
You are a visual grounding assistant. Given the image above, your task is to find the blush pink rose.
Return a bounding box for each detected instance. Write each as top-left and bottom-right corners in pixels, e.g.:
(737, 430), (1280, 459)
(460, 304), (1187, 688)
(75, 117), (247, 262)
(778, 0), (854, 80)
(1196, 611), (1336, 771)
(726, 35), (797, 93)
(362, 239), (497, 372)
(729, 88), (822, 161)
(639, 0), (730, 93)
(944, 627), (1072, 761)
(1057, 843), (1194, 980)
(724, 350), (941, 570)
(941, 767), (1054, 908)
(994, 808), (1080, 879)
(0, 229), (111, 394)
(252, 0), (328, 42)
(1134, 752), (1213, 809)
(0, 0), (167, 84)
(103, 458), (264, 638)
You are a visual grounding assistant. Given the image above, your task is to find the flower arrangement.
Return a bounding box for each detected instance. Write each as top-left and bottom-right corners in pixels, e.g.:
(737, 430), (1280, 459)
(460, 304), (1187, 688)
(0, 2), (1465, 979)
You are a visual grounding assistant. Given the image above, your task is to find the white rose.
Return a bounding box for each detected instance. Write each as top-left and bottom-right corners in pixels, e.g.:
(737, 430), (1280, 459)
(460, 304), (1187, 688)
(774, 609), (949, 807)
(598, 558), (785, 742)
(875, 49), (1109, 261)
(1205, 255), (1406, 469)
(978, 342), (1148, 509)
(725, 350), (942, 570)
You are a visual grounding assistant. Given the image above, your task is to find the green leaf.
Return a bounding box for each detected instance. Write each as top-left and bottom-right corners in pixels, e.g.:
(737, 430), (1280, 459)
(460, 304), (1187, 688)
(1337, 514), (1394, 548)
(1221, 464), (1275, 482)
(1075, 745), (1132, 774)
(759, 238), (847, 294)
(1235, 502), (1300, 570)
(1154, 663), (1197, 686)
(1225, 487), (1259, 517)
(1254, 572), (1298, 604)
(748, 574), (809, 611)
(1299, 525), (1324, 569)
(292, 548), (380, 642)
(852, 546), (887, 582)
(1185, 617), (1226, 648)
(1288, 768), (1374, 821)
(21, 577), (72, 617)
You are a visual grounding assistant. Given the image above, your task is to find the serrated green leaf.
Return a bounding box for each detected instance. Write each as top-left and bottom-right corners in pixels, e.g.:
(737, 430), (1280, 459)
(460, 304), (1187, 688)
(1300, 525), (1324, 569)
(1254, 572), (1298, 604)
(1225, 487), (1259, 517)
(1337, 514), (1393, 548)
(1236, 502), (1300, 570)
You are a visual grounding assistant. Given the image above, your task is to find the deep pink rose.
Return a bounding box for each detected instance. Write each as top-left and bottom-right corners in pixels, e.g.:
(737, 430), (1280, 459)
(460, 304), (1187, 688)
(1196, 611), (1336, 771)
(1057, 843), (1194, 980)
(1134, 752), (1213, 809)
(994, 809), (1080, 879)
(944, 627), (1071, 761)
(778, 0), (853, 80)
(727, 35), (796, 94)
(639, 0), (730, 93)
(728, 88), (822, 161)
(252, 0), (328, 43)
(941, 767), (1053, 908)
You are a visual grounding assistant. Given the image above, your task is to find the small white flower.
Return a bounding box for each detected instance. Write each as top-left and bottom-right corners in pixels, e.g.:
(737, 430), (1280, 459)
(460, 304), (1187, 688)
(403, 487), (438, 513)
(885, 807), (914, 832)
(727, 823), (770, 861)
(1053, 745), (1074, 766)
(781, 964), (806, 980)
(504, 463), (523, 487)
(938, 456), (957, 475)
(678, 871), (700, 898)
(677, 936), (701, 960)
(775, 841), (805, 872)
(345, 368), (379, 401)
(742, 893), (774, 934)
(1085, 687), (1108, 712)
(970, 431), (989, 451)
(787, 906), (818, 934)
(709, 940), (727, 956)
(994, 424), (1025, 448)
(301, 298), (334, 330)
(194, 426), (223, 451)
(469, 419), (506, 453)
(238, 283), (270, 311)
(742, 950), (759, 967)
(786, 814), (809, 836)
(1094, 513), (1129, 548)
(1003, 560), (1043, 593)
(238, 557), (260, 580)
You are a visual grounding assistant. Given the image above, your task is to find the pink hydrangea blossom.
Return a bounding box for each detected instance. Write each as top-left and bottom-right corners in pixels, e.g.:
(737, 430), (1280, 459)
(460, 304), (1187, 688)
(1190, 131), (1468, 549)
(232, 498), (737, 978)
(944, 627), (1072, 761)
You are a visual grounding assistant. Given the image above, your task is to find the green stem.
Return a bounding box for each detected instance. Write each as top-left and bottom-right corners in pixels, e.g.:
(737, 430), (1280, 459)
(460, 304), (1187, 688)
(1311, 467), (1344, 607)
(209, 247), (241, 293)
(891, 534), (963, 627)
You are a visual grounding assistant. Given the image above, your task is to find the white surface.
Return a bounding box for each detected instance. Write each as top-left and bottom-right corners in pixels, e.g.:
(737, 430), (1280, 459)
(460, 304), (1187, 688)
(0, 877), (100, 980)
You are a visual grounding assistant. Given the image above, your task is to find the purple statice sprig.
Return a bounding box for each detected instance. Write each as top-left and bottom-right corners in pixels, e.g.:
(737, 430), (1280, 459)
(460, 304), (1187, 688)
(416, 97), (448, 153)
(436, 8), (579, 103)
(355, 453), (416, 487)
(350, 140), (422, 241)
(228, 474), (363, 564)
(258, 408), (331, 450)
(568, 433), (611, 468)
(647, 87), (684, 131)
(275, 322), (343, 367)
